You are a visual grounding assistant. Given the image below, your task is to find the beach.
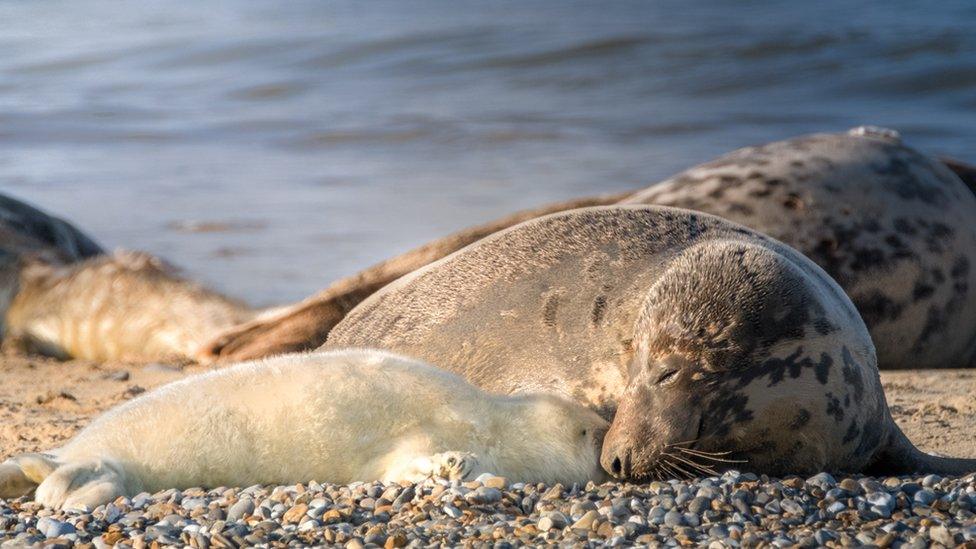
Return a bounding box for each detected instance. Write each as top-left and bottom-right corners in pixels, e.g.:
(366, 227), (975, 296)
(1, 356), (975, 547)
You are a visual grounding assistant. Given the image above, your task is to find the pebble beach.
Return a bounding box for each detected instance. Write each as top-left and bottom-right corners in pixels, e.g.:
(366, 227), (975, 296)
(2, 356), (975, 547)
(2, 470), (975, 548)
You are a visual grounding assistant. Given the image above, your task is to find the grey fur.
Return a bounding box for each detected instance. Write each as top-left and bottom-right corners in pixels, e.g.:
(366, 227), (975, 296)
(326, 206), (975, 478)
(623, 128), (976, 369)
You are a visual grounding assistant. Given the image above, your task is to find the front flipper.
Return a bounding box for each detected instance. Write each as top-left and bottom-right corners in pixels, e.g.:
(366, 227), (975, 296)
(34, 458), (130, 510)
(385, 451), (480, 483)
(0, 453), (60, 500)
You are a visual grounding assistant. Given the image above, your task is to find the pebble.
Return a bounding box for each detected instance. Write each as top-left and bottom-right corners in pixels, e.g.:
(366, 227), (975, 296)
(0, 471), (973, 546)
(226, 498), (254, 522)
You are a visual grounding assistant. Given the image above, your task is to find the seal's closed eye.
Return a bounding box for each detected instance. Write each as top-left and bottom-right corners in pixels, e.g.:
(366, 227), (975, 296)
(655, 369), (679, 385)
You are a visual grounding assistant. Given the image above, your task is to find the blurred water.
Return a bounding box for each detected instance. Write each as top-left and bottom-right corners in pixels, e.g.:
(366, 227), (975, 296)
(2, 1), (975, 305)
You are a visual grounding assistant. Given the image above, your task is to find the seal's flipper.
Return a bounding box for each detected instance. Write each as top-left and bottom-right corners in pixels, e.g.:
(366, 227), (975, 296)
(941, 156), (976, 197)
(0, 453), (60, 499)
(868, 425), (976, 476)
(34, 458), (128, 510)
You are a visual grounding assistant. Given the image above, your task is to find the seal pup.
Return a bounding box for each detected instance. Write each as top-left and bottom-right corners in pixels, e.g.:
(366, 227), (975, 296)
(199, 129), (976, 370)
(326, 206), (976, 479)
(0, 192), (259, 362)
(0, 349), (607, 510)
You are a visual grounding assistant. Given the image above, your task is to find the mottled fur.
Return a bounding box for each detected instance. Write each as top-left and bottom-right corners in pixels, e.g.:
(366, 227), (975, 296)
(624, 128), (976, 369)
(326, 206), (976, 479)
(203, 129), (976, 371)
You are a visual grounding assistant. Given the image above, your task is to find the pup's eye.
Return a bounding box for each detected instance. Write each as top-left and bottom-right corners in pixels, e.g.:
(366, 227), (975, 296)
(655, 369), (679, 385)
(580, 429), (587, 437)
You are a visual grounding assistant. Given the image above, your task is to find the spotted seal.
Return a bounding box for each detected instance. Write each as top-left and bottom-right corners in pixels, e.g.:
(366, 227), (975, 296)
(0, 349), (607, 509)
(326, 206), (976, 479)
(0, 193), (258, 361)
(623, 127), (976, 370)
(200, 129), (976, 371)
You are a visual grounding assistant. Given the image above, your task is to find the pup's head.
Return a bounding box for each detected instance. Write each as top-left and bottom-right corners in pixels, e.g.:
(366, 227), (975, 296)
(517, 394), (610, 485)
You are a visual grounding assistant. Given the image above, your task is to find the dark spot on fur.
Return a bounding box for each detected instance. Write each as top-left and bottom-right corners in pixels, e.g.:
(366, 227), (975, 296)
(849, 248), (886, 272)
(913, 281), (935, 301)
(813, 318), (836, 336)
(873, 154), (945, 205)
(782, 193), (804, 210)
(703, 390), (753, 439)
(852, 417), (886, 459)
(825, 392), (844, 423)
(542, 294), (559, 328)
(735, 347), (834, 389)
(726, 203), (754, 216)
(815, 353), (833, 384)
(591, 295), (607, 326)
(842, 420), (859, 444)
(841, 347), (865, 403)
(719, 175), (743, 187)
(852, 291), (903, 325)
(952, 256), (970, 279)
(790, 409), (812, 429)
(893, 217), (917, 236)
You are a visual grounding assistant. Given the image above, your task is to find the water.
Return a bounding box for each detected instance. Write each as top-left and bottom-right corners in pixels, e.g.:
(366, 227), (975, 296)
(2, 1), (975, 305)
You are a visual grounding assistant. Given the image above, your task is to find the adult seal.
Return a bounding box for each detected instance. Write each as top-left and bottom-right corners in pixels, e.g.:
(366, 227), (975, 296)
(326, 206), (976, 479)
(200, 128), (976, 370)
(623, 127), (976, 370)
(0, 193), (257, 361)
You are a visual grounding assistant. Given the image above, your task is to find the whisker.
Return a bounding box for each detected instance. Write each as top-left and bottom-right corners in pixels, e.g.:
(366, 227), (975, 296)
(666, 439), (699, 448)
(662, 456), (697, 479)
(677, 447), (737, 457)
(677, 447), (748, 464)
(669, 453), (718, 476)
(658, 461), (681, 480)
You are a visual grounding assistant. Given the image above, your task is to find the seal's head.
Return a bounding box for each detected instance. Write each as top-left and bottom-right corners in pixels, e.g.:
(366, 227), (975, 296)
(512, 393), (610, 485)
(600, 239), (887, 479)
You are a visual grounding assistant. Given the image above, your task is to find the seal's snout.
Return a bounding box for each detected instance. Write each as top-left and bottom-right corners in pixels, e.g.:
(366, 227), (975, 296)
(602, 448), (631, 479)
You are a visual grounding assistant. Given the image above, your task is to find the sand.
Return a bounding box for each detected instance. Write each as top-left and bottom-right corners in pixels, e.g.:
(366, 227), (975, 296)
(1, 355), (974, 463)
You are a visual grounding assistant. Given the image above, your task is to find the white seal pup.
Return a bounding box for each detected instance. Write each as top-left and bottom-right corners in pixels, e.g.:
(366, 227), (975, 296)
(0, 349), (607, 510)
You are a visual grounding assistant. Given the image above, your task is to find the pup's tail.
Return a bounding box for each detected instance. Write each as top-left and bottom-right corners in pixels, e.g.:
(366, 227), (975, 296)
(0, 454), (59, 500)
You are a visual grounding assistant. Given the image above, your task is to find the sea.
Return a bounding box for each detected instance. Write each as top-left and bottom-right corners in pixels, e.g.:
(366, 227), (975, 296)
(2, 1), (975, 305)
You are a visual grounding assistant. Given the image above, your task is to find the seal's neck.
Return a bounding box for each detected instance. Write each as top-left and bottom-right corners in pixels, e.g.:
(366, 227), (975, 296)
(866, 422), (976, 477)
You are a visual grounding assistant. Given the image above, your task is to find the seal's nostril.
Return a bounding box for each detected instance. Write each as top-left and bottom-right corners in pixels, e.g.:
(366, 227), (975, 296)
(611, 456), (622, 476)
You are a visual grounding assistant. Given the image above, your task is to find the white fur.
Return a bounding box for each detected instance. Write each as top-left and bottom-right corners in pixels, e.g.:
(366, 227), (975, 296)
(2, 349), (607, 510)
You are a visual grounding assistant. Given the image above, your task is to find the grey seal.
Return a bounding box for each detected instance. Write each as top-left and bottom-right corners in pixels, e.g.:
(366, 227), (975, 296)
(326, 206), (976, 479)
(200, 129), (976, 371)
(0, 193), (256, 361)
(624, 127), (976, 370)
